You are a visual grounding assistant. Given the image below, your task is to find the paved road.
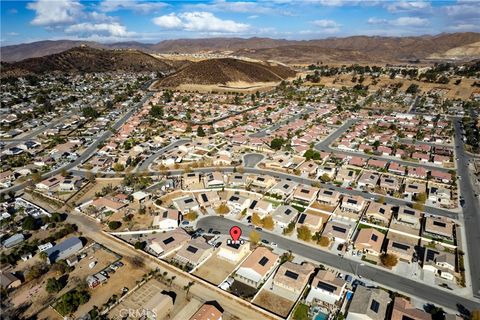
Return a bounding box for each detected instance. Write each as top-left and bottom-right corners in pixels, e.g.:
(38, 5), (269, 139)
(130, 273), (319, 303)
(197, 216), (480, 311)
(243, 153), (264, 168)
(0, 93), (153, 195)
(315, 118), (452, 173)
(250, 107), (314, 138)
(137, 138), (190, 172)
(454, 118), (480, 299)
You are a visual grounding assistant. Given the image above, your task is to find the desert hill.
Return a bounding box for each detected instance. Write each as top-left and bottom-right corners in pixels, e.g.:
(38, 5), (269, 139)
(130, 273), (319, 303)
(155, 58), (296, 87)
(1, 46), (178, 76)
(2, 32), (479, 64)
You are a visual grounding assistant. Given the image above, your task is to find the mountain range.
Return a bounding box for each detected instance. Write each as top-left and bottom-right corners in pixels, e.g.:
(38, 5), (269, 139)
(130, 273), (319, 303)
(2, 32), (479, 64)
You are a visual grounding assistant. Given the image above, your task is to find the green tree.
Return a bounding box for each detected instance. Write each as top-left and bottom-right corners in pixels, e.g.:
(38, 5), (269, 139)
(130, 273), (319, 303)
(270, 138), (285, 150)
(108, 221), (122, 230)
(46, 277), (65, 293)
(197, 126), (206, 137)
(22, 216), (37, 230)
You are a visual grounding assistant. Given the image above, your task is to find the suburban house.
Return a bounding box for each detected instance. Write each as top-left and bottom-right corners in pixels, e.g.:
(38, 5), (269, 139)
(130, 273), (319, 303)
(336, 167), (357, 184)
(227, 194), (251, 211)
(365, 202), (394, 226)
(247, 199), (273, 218)
(292, 185), (319, 204)
(44, 237), (83, 264)
(423, 248), (456, 281)
(340, 195), (366, 213)
(153, 209), (181, 230)
(297, 213), (323, 232)
(196, 191), (221, 208)
(204, 172), (225, 188)
(386, 239), (415, 263)
(249, 175), (276, 190)
(357, 172), (380, 189)
(346, 285), (392, 320)
(392, 206), (423, 231)
(391, 297), (431, 320)
(183, 172), (202, 189)
(217, 241), (250, 263)
(317, 165), (336, 179)
(354, 228), (385, 256)
(148, 229), (190, 257)
(89, 197), (127, 213)
(322, 220), (353, 243)
(297, 160), (319, 177)
(423, 215), (455, 241)
(189, 303), (223, 320)
(269, 180), (298, 199)
(234, 247), (279, 288)
(0, 272), (21, 289)
(173, 195), (200, 214)
(317, 188), (341, 206)
(272, 261), (315, 296)
(379, 176), (400, 194)
(272, 205), (299, 229)
(172, 238), (213, 270)
(306, 270), (347, 306)
(228, 174), (247, 188)
(404, 181), (427, 197)
(428, 186), (452, 206)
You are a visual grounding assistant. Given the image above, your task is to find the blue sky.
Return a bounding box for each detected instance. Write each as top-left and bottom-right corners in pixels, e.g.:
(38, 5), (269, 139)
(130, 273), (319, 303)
(1, 0), (479, 45)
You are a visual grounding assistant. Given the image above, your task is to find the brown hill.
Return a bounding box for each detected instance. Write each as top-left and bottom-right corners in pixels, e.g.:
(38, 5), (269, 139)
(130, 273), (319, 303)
(1, 46), (176, 76)
(2, 32), (479, 64)
(155, 58), (296, 87)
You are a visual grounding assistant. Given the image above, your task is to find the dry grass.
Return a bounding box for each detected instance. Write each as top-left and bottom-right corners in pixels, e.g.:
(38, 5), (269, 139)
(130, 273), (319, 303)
(252, 290), (294, 318)
(193, 255), (237, 285)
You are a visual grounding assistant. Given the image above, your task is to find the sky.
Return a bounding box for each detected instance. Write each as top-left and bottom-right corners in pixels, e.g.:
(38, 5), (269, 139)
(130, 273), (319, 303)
(1, 0), (479, 45)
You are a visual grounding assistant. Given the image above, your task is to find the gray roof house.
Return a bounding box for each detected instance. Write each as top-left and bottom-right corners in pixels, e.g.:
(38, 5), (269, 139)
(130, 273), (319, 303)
(45, 237), (83, 264)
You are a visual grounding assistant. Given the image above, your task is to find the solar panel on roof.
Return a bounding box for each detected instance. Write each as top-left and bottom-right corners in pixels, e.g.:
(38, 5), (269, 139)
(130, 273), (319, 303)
(332, 225), (347, 233)
(371, 234), (378, 241)
(259, 257), (269, 266)
(324, 190), (333, 195)
(370, 300), (380, 313)
(300, 189), (309, 194)
(201, 194), (208, 202)
(392, 242), (409, 250)
(404, 209), (414, 215)
(298, 214), (306, 224)
(185, 198), (194, 203)
(162, 211), (168, 218)
(285, 270), (299, 279)
(257, 177), (265, 181)
(285, 209), (292, 215)
(249, 200), (257, 209)
(347, 199), (357, 204)
(186, 246), (198, 254)
(283, 184), (289, 189)
(316, 281), (337, 292)
(227, 243), (240, 249)
(426, 249), (439, 261)
(163, 237), (174, 245)
(433, 221), (446, 228)
(379, 208), (385, 214)
(230, 196), (239, 201)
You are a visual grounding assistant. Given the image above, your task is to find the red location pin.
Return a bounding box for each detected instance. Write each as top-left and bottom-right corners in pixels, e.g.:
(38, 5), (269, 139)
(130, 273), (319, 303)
(229, 226), (242, 242)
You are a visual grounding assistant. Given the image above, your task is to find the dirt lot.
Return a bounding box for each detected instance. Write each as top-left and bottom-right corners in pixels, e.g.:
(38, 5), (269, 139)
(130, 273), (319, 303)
(310, 201), (337, 213)
(253, 290), (294, 318)
(193, 255), (237, 285)
(109, 278), (191, 320)
(75, 179), (124, 204)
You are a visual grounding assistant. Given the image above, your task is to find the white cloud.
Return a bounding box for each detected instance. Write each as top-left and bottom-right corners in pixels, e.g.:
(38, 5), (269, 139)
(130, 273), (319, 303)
(65, 22), (135, 37)
(448, 23), (480, 32)
(27, 0), (83, 26)
(387, 1), (431, 12)
(367, 17), (387, 25)
(312, 19), (341, 33)
(152, 11), (250, 33)
(7, 32), (20, 36)
(100, 0), (168, 13)
(152, 13), (183, 29)
(186, 0), (283, 14)
(248, 15), (259, 19)
(390, 17), (429, 27)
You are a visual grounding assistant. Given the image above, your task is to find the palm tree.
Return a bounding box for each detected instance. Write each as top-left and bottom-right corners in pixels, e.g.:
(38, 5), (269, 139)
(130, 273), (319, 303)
(183, 281), (195, 299)
(169, 275), (176, 287)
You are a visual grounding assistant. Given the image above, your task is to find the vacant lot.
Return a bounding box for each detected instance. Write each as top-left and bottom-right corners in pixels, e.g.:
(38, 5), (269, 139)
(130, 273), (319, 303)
(193, 255), (237, 285)
(253, 290), (294, 318)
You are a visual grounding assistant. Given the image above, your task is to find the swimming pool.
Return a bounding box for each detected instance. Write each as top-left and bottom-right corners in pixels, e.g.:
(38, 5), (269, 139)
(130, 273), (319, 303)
(314, 312), (328, 320)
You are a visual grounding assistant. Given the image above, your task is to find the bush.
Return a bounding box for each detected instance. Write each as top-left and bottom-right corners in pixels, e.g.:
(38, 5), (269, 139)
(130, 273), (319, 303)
(46, 277), (65, 293)
(108, 221), (122, 230)
(318, 236), (330, 247)
(55, 289), (90, 316)
(380, 253), (398, 267)
(297, 226), (312, 241)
